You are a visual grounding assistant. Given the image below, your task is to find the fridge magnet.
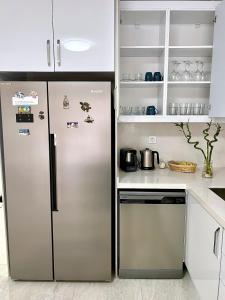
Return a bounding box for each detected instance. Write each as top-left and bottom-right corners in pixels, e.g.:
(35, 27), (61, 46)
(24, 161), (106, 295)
(12, 91), (38, 106)
(80, 102), (91, 112)
(38, 111), (45, 120)
(67, 122), (78, 128)
(18, 106), (31, 114)
(18, 129), (30, 136)
(63, 95), (70, 109)
(84, 115), (94, 124)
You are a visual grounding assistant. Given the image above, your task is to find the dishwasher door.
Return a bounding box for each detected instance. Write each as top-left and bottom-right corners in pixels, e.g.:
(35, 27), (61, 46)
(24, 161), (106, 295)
(119, 190), (186, 279)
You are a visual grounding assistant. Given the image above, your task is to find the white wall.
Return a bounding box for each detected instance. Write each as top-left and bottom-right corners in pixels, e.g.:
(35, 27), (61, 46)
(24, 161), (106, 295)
(118, 123), (225, 168)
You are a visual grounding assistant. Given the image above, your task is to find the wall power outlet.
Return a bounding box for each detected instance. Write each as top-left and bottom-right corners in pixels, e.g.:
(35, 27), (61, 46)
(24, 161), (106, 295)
(149, 136), (157, 144)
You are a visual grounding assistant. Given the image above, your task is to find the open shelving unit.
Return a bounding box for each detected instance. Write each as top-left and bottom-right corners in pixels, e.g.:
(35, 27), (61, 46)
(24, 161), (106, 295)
(117, 1), (218, 123)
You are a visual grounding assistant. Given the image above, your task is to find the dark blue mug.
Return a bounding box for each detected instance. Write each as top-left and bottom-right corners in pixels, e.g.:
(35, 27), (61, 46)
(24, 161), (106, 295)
(153, 72), (163, 81)
(145, 72), (153, 81)
(146, 106), (158, 115)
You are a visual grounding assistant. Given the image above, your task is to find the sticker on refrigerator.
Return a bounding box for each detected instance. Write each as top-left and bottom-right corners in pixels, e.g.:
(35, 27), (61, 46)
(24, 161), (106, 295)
(67, 122), (78, 128)
(18, 129), (30, 136)
(12, 91), (38, 106)
(84, 115), (94, 124)
(80, 102), (91, 112)
(63, 96), (70, 109)
(18, 106), (31, 114)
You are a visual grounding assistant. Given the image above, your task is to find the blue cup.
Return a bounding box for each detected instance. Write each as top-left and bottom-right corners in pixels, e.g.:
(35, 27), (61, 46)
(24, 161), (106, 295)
(153, 72), (163, 81)
(146, 106), (158, 115)
(145, 72), (153, 81)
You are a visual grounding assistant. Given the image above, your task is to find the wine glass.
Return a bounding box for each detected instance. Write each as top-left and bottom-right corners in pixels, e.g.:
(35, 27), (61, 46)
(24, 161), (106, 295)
(182, 61), (192, 81)
(170, 61), (181, 81)
(193, 61), (202, 81)
(170, 61), (177, 81)
(200, 61), (206, 81)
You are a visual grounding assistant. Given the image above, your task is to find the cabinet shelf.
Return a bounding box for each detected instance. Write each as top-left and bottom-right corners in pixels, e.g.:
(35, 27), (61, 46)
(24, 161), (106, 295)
(169, 46), (213, 57)
(120, 46), (165, 57)
(168, 81), (211, 87)
(118, 115), (211, 123)
(120, 81), (164, 88)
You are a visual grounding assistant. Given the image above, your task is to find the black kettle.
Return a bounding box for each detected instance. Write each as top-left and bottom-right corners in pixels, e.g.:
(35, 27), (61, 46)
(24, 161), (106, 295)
(140, 148), (159, 170)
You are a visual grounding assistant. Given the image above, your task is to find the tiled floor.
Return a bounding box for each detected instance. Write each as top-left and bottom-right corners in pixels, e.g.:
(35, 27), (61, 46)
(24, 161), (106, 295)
(0, 206), (199, 300)
(0, 268), (199, 300)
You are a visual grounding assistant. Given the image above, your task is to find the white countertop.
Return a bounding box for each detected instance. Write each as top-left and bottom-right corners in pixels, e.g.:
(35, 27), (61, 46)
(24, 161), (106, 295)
(117, 168), (225, 228)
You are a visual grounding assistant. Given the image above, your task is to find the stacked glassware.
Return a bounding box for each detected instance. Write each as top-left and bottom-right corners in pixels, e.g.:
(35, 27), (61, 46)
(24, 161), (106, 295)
(168, 103), (209, 115)
(120, 106), (146, 115)
(169, 60), (211, 81)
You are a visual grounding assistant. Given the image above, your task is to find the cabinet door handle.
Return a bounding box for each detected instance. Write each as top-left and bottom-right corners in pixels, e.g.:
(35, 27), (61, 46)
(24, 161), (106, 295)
(47, 40), (51, 67)
(213, 227), (220, 258)
(57, 39), (61, 66)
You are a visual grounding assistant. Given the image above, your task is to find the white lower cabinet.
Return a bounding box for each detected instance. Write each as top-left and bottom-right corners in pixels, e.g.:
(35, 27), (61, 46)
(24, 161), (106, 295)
(218, 280), (225, 300)
(185, 194), (223, 300)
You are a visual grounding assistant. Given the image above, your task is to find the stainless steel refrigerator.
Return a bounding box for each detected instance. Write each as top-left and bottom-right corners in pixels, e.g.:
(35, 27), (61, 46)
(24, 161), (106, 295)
(0, 81), (112, 281)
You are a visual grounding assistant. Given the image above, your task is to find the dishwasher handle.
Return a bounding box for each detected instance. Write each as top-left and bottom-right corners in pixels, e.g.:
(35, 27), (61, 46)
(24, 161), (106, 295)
(120, 198), (185, 205)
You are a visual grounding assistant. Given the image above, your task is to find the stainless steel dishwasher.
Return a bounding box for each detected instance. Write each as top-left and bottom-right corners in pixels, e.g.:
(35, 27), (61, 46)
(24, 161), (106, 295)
(118, 190), (186, 279)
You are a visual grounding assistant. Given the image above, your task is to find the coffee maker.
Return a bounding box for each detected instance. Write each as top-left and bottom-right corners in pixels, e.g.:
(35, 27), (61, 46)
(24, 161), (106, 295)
(120, 148), (138, 172)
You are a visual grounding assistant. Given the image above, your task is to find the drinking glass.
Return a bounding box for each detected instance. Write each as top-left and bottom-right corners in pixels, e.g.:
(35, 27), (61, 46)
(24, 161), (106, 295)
(200, 61), (206, 81)
(182, 61), (192, 81)
(186, 103), (193, 115)
(134, 106), (141, 115)
(199, 103), (205, 115)
(179, 103), (187, 115)
(193, 61), (202, 81)
(170, 61), (181, 81)
(135, 72), (143, 81)
(168, 103), (177, 115)
(121, 73), (130, 81)
(193, 103), (201, 115)
(141, 106), (146, 115)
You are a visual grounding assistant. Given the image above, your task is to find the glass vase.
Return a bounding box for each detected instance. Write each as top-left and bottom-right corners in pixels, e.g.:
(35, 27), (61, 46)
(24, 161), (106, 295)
(202, 160), (213, 178)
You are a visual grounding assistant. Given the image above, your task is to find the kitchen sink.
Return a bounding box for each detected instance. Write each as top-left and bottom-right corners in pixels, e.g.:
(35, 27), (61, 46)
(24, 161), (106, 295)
(210, 188), (225, 201)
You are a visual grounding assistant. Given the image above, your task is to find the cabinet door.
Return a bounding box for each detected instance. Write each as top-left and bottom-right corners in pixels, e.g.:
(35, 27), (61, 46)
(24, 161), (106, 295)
(209, 0), (225, 117)
(53, 0), (114, 72)
(185, 194), (222, 300)
(218, 280), (225, 300)
(0, 0), (54, 72)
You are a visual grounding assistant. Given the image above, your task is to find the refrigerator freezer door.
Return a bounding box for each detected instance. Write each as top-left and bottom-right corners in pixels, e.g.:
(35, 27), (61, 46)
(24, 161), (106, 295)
(0, 82), (53, 280)
(48, 82), (112, 281)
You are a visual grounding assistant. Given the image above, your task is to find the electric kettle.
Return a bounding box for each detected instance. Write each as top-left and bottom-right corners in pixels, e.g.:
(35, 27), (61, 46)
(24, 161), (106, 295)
(140, 148), (160, 170)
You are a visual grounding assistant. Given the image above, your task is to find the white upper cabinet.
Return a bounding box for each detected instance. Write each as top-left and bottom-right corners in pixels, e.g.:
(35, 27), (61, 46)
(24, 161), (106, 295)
(185, 194), (222, 300)
(209, 0), (225, 117)
(0, 0), (54, 72)
(52, 0), (114, 72)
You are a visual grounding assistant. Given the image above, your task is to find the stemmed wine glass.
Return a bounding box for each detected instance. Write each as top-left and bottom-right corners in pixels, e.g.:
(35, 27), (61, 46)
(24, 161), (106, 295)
(193, 61), (205, 81)
(170, 61), (181, 81)
(182, 61), (192, 81)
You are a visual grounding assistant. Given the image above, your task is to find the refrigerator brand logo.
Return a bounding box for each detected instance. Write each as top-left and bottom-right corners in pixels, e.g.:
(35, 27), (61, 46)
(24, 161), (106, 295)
(91, 89), (103, 94)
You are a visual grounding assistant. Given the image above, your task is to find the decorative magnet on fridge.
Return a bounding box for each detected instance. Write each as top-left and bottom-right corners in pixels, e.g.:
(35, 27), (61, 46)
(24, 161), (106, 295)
(63, 95), (70, 109)
(84, 115), (94, 124)
(80, 102), (91, 112)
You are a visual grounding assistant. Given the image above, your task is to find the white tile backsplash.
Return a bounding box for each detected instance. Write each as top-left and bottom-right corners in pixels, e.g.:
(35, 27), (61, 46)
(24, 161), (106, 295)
(118, 123), (225, 167)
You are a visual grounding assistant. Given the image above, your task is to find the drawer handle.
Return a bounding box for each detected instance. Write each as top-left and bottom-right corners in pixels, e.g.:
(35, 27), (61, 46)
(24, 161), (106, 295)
(213, 227), (220, 258)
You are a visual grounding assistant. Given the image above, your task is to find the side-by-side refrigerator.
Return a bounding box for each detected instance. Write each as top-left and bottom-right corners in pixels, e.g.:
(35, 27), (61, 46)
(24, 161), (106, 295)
(0, 81), (112, 281)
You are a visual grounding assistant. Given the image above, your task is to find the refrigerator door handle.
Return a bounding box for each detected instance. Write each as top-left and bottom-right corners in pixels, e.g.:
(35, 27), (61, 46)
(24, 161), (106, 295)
(50, 134), (58, 212)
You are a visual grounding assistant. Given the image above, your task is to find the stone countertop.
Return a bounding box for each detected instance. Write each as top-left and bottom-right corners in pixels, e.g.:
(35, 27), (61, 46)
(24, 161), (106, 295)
(117, 167), (225, 228)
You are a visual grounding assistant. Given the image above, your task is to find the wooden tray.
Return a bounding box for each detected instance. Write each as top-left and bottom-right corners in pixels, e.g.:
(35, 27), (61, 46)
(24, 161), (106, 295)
(168, 161), (197, 173)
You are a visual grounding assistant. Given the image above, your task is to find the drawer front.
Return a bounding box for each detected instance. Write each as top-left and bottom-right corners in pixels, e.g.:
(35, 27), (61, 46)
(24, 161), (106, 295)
(219, 280), (225, 300)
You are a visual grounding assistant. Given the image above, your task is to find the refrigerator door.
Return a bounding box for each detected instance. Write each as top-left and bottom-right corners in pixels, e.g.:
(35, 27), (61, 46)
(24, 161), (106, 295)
(0, 82), (53, 280)
(48, 82), (112, 281)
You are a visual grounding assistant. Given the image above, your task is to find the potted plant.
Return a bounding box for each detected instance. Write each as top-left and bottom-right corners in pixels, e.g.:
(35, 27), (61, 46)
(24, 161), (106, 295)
(175, 121), (221, 178)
